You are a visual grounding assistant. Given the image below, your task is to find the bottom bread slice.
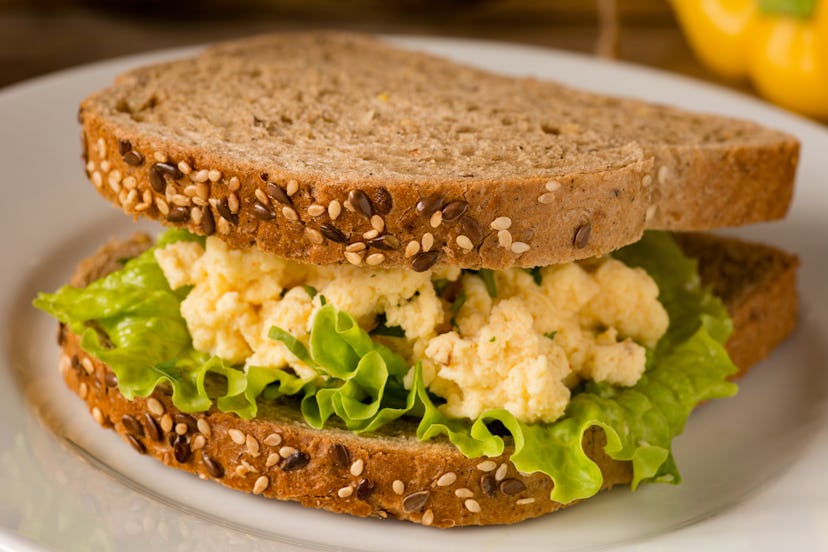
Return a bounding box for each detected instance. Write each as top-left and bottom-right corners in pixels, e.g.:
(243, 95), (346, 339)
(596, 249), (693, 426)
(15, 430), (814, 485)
(54, 232), (798, 527)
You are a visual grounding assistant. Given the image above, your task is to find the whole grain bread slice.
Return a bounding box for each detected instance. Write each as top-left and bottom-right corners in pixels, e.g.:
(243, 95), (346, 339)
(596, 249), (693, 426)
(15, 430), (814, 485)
(55, 231), (798, 528)
(79, 33), (798, 271)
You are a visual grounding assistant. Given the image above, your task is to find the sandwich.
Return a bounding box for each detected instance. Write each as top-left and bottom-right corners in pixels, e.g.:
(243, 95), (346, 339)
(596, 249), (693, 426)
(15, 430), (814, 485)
(34, 33), (800, 527)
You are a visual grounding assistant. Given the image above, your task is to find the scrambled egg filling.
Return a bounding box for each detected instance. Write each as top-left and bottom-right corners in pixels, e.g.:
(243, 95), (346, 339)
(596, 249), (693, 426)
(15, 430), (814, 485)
(155, 237), (669, 423)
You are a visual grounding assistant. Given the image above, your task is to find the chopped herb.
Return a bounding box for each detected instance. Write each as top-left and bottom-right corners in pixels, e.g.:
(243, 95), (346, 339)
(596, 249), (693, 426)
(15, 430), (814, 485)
(477, 269), (497, 298)
(449, 290), (466, 328)
(489, 336), (496, 342)
(432, 278), (450, 296)
(303, 285), (318, 298)
(371, 313), (406, 338)
(525, 267), (543, 286)
(544, 330), (558, 341)
(319, 294), (327, 306)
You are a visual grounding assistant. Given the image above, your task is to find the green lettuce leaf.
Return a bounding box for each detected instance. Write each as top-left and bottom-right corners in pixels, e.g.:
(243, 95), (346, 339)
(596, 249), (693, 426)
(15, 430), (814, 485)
(269, 304), (415, 433)
(34, 229), (737, 505)
(410, 231), (738, 502)
(33, 230), (282, 419)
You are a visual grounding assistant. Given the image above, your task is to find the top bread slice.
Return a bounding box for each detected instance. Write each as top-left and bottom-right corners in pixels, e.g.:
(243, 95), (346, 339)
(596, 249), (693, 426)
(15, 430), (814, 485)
(78, 32), (799, 269)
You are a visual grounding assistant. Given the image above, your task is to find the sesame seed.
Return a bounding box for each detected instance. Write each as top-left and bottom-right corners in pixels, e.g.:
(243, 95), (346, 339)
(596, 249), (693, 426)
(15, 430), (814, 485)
(123, 176), (137, 190)
(191, 434), (206, 451)
(282, 206), (299, 222)
(228, 193), (240, 214)
(193, 169), (209, 183)
(344, 251), (363, 266)
(392, 480), (405, 495)
(454, 488), (474, 498)
(228, 429), (245, 445)
(511, 242), (530, 254)
(362, 229), (380, 240)
(78, 382), (88, 399)
(81, 357), (94, 375)
(437, 472), (457, 487)
(516, 498), (536, 505)
(646, 205), (657, 222)
(421, 232), (434, 252)
(100, 160), (111, 173)
(265, 452), (280, 467)
(208, 169), (222, 183)
(307, 228), (324, 245)
(345, 241), (366, 252)
(279, 446), (298, 459)
(422, 509), (434, 526)
(92, 407), (104, 425)
(108, 170), (122, 193)
(537, 193), (556, 204)
(456, 235), (474, 251)
(307, 204), (326, 217)
(96, 138), (106, 157)
(147, 397), (164, 416)
(404, 240), (420, 258)
(153, 151), (166, 163)
(338, 486), (354, 498)
(464, 499), (481, 513)
(370, 215), (385, 232)
(495, 463), (508, 482)
(429, 210), (443, 228)
(365, 253), (385, 266)
(171, 194), (190, 207)
(228, 176), (241, 192)
(545, 180), (561, 192)
(657, 165), (670, 185)
(246, 435), (260, 456)
(91, 171), (102, 188)
(253, 475), (269, 495)
(191, 207), (203, 224)
(642, 174), (653, 187)
(490, 216), (512, 231)
(350, 459), (365, 477)
(86, 160), (96, 173)
(264, 433), (282, 446)
(343, 199), (355, 212)
(254, 188), (270, 206)
(175, 423), (188, 435)
(155, 198), (170, 216)
(286, 179), (299, 196)
(477, 460), (497, 472)
(241, 459), (258, 474)
(177, 161), (192, 175)
(497, 230), (513, 249)
(328, 200), (342, 220)
(217, 217), (231, 235)
(160, 414), (173, 433)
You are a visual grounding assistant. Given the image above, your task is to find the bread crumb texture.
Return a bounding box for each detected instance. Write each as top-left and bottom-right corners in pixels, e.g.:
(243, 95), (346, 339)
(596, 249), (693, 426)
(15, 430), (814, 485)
(156, 237), (668, 423)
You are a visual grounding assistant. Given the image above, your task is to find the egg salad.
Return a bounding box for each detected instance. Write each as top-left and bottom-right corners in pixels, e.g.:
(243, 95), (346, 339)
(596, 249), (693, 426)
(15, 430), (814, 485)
(155, 236), (668, 423)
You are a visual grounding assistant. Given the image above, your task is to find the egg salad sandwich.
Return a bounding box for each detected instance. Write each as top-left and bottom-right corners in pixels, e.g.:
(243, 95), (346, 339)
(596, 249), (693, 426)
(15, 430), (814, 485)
(34, 33), (799, 527)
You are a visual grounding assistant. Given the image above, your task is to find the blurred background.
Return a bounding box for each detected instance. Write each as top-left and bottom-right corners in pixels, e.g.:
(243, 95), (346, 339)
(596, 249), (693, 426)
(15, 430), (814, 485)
(0, 0), (826, 122)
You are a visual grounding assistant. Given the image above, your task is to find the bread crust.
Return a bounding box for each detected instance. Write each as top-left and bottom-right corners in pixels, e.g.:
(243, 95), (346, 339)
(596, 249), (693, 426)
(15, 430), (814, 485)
(53, 231), (798, 527)
(78, 33), (799, 270)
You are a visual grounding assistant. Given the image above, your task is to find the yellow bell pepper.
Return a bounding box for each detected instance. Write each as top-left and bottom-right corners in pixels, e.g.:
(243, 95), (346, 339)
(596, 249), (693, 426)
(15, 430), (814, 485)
(671, 0), (828, 119)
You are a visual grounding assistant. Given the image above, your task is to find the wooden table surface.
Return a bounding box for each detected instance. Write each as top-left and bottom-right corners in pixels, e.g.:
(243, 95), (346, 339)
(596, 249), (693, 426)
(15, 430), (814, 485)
(0, 0), (822, 128)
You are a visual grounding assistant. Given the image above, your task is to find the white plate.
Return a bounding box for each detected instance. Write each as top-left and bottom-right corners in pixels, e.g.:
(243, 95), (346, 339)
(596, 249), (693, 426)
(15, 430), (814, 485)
(1, 36), (827, 552)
